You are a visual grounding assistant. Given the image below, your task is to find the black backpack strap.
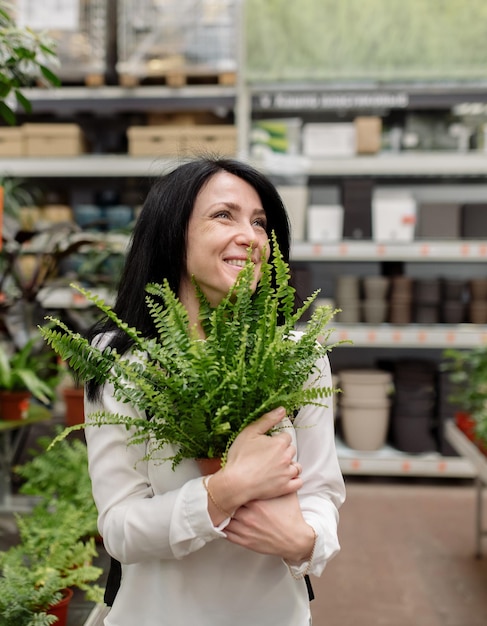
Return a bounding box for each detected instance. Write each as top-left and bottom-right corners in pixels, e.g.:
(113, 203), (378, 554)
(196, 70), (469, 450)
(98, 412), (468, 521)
(104, 557), (122, 606)
(305, 574), (314, 601)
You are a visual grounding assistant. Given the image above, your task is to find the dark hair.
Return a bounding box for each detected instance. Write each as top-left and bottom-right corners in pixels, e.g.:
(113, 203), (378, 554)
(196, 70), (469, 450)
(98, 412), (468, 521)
(86, 157), (291, 398)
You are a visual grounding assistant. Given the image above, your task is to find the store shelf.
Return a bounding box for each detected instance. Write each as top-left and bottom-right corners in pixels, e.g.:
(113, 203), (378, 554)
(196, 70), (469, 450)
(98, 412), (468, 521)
(250, 82), (487, 113)
(254, 152), (487, 178)
(18, 85), (237, 115)
(291, 240), (487, 262)
(328, 324), (487, 349)
(446, 421), (487, 483)
(336, 436), (475, 478)
(0, 155), (174, 178)
(4, 152), (487, 179)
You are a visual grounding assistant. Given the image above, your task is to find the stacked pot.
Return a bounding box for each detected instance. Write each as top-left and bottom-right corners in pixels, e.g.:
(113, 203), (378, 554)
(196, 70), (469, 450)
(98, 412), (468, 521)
(362, 276), (389, 323)
(335, 275), (361, 323)
(469, 278), (487, 324)
(338, 369), (394, 451)
(389, 276), (413, 324)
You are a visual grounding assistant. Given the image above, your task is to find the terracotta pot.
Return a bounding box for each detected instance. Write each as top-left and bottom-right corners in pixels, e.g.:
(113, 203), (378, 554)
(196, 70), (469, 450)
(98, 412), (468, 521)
(0, 390), (31, 421)
(47, 587), (74, 626)
(63, 387), (84, 426)
(195, 458), (222, 475)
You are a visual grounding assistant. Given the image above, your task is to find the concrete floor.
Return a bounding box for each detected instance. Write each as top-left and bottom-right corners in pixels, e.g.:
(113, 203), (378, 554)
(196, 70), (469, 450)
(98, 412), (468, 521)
(310, 479), (487, 626)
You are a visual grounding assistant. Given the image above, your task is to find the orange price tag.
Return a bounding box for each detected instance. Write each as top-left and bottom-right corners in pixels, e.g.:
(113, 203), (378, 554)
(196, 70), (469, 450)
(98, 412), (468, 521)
(392, 331), (402, 343)
(437, 461), (447, 473)
(479, 244), (487, 257)
(460, 244), (471, 257)
(401, 461), (412, 472)
(339, 243), (348, 256)
(339, 331), (349, 341)
(417, 331), (427, 343)
(446, 332), (456, 344)
(351, 459), (361, 470)
(72, 292), (86, 304)
(312, 244), (323, 256)
(367, 331), (377, 342)
(376, 244), (386, 256)
(420, 244), (430, 257)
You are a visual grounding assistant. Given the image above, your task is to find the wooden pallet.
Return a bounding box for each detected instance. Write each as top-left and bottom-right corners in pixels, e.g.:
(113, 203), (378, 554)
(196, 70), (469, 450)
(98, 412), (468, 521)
(118, 67), (236, 88)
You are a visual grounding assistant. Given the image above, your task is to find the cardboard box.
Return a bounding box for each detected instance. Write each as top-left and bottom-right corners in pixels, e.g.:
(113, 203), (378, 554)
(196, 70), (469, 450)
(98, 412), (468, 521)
(355, 117), (382, 154)
(128, 125), (237, 157)
(0, 127), (24, 156)
(23, 124), (85, 157)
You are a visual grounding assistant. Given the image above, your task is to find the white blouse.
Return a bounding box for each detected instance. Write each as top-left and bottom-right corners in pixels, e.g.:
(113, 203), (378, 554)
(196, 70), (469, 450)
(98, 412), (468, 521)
(85, 347), (345, 626)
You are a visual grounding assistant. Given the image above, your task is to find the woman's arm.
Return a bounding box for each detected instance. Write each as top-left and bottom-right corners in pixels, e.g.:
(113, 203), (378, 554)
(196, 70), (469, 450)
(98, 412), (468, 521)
(223, 354), (346, 575)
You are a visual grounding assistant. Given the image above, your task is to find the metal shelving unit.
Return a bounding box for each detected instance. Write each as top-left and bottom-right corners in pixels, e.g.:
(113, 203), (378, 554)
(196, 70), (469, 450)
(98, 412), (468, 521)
(337, 436), (475, 478)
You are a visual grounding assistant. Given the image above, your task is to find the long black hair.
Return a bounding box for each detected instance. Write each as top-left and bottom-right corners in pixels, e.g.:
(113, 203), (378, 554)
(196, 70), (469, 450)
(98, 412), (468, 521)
(86, 157), (291, 399)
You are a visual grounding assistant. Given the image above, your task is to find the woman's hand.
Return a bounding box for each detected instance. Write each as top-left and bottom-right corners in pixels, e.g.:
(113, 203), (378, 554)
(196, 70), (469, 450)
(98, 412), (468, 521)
(205, 407), (302, 522)
(224, 493), (316, 563)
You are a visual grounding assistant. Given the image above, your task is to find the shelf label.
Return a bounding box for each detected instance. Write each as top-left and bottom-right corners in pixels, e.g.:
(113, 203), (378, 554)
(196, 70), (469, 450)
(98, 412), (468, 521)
(312, 244), (323, 256)
(420, 244), (430, 257)
(339, 243), (348, 256)
(446, 332), (456, 344)
(460, 244), (471, 257)
(392, 331), (402, 343)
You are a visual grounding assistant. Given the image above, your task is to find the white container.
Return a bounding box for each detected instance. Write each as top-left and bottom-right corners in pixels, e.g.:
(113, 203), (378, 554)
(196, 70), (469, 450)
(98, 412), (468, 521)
(341, 404), (390, 451)
(372, 191), (417, 242)
(277, 185), (309, 242)
(302, 123), (356, 158)
(339, 369), (393, 401)
(307, 204), (344, 242)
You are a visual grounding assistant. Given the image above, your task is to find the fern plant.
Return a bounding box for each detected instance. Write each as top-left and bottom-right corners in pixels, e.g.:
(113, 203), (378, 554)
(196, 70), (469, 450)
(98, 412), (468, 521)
(40, 234), (341, 467)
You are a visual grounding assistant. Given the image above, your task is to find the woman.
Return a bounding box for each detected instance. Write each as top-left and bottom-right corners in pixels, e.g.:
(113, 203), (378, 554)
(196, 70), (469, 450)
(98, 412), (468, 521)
(85, 157), (345, 626)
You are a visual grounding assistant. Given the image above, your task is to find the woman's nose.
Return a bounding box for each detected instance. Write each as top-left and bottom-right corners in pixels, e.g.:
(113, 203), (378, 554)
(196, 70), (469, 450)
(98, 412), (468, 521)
(235, 221), (258, 247)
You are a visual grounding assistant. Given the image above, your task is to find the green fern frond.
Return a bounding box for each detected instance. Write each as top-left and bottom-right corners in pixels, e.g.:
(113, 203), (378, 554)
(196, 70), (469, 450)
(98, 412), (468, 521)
(41, 235), (345, 466)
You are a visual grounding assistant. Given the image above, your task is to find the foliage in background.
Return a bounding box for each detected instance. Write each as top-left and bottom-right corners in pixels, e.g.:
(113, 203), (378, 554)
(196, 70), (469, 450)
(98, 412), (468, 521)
(246, 0), (487, 82)
(15, 429), (98, 537)
(0, 500), (103, 625)
(0, 334), (58, 403)
(443, 346), (487, 447)
(0, 2), (60, 124)
(41, 234), (341, 467)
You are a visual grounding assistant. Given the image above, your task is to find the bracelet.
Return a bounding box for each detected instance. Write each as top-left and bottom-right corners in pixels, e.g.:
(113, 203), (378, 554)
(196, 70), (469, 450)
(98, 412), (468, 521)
(288, 526), (318, 580)
(203, 475), (233, 519)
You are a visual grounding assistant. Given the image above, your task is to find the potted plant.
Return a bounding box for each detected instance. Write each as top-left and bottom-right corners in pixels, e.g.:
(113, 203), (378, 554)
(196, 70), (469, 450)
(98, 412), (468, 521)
(0, 499), (103, 626)
(0, 2), (60, 125)
(0, 334), (58, 420)
(15, 428), (98, 538)
(41, 235), (341, 468)
(443, 346), (487, 454)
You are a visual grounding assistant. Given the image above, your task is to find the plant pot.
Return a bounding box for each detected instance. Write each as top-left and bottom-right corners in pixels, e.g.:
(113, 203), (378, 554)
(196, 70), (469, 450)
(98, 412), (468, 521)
(195, 458), (222, 475)
(63, 387), (84, 426)
(0, 390), (31, 421)
(340, 403), (390, 451)
(47, 587), (74, 626)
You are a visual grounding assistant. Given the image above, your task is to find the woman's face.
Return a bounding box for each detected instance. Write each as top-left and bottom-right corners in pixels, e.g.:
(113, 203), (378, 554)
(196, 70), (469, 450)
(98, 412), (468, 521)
(179, 171), (270, 309)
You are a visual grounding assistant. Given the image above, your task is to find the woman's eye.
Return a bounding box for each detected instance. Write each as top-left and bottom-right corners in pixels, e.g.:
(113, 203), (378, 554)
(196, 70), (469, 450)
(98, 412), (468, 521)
(214, 211), (231, 219)
(253, 218), (267, 229)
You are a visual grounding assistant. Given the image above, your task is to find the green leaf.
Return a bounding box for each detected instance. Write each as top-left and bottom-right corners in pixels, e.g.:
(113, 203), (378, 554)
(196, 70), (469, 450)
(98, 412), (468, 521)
(0, 101), (16, 125)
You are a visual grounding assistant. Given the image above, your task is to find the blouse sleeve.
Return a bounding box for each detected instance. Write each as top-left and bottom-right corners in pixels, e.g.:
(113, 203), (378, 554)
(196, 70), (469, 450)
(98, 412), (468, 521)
(85, 379), (225, 565)
(289, 352), (346, 578)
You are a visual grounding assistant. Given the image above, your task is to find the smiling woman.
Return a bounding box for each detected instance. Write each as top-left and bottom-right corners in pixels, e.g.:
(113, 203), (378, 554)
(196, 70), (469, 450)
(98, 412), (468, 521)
(68, 157), (345, 626)
(180, 171), (271, 324)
